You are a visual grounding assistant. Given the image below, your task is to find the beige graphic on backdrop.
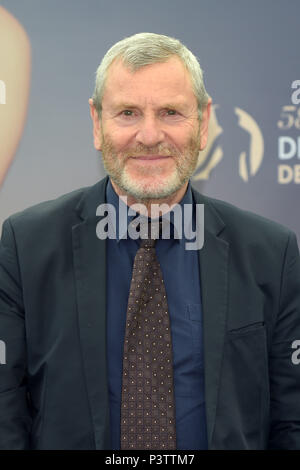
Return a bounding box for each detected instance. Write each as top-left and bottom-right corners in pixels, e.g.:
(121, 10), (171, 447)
(235, 107), (264, 182)
(193, 105), (224, 180)
(0, 6), (31, 187)
(193, 105), (264, 182)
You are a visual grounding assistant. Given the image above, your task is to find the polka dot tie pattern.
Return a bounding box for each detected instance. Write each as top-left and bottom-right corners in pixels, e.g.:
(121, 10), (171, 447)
(120, 221), (177, 449)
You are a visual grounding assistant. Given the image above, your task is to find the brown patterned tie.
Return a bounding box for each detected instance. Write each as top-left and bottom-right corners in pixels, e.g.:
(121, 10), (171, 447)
(120, 220), (177, 450)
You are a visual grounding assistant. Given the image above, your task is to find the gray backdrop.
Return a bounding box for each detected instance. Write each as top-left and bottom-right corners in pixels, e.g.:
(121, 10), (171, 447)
(1, 0), (300, 242)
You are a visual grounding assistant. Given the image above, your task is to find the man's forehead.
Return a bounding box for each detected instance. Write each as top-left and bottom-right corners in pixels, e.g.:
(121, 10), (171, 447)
(102, 56), (196, 107)
(107, 56), (189, 84)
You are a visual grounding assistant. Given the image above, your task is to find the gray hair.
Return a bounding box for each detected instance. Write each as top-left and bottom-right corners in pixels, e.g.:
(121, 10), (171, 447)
(92, 32), (210, 121)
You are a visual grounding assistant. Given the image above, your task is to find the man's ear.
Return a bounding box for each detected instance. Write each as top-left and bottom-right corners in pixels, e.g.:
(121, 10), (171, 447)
(199, 97), (212, 151)
(88, 98), (102, 150)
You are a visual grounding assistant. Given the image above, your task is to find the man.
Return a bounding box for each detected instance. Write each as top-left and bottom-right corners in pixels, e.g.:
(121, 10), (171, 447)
(0, 32), (300, 450)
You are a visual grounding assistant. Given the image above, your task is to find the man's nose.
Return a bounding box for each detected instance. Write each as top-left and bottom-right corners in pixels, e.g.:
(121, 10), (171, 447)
(135, 115), (165, 147)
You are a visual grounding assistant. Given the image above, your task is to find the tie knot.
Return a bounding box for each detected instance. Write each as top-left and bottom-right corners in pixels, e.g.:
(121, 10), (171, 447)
(139, 219), (162, 248)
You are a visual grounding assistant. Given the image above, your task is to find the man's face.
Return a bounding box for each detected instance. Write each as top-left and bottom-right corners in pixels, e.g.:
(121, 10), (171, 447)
(89, 56), (211, 201)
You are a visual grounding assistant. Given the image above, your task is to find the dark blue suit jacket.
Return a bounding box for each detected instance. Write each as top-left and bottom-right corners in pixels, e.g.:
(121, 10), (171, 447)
(1, 175), (300, 449)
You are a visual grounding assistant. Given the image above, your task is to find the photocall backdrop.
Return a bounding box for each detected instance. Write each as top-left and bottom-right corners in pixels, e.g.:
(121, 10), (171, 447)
(0, 0), (299, 245)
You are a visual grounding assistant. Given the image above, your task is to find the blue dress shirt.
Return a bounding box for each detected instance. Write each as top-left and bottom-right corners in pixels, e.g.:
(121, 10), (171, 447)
(105, 178), (208, 449)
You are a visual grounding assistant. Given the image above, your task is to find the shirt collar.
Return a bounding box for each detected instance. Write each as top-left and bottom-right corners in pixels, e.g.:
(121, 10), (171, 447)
(105, 177), (194, 244)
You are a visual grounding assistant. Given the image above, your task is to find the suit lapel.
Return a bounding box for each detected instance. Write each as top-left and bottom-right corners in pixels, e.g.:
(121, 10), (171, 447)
(72, 176), (111, 449)
(192, 187), (229, 449)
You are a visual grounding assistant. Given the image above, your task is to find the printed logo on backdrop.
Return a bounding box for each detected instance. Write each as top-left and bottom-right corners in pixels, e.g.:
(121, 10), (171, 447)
(277, 80), (300, 184)
(0, 6), (31, 188)
(193, 105), (264, 183)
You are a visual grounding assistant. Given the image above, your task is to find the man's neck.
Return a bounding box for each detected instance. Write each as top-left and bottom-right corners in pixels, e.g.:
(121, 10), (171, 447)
(110, 179), (189, 218)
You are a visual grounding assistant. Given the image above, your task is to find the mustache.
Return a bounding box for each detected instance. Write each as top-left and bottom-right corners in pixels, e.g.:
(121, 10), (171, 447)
(121, 144), (179, 158)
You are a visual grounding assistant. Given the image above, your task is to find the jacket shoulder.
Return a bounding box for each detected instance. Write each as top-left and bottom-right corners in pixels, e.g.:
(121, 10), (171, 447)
(7, 185), (89, 229)
(193, 188), (294, 246)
